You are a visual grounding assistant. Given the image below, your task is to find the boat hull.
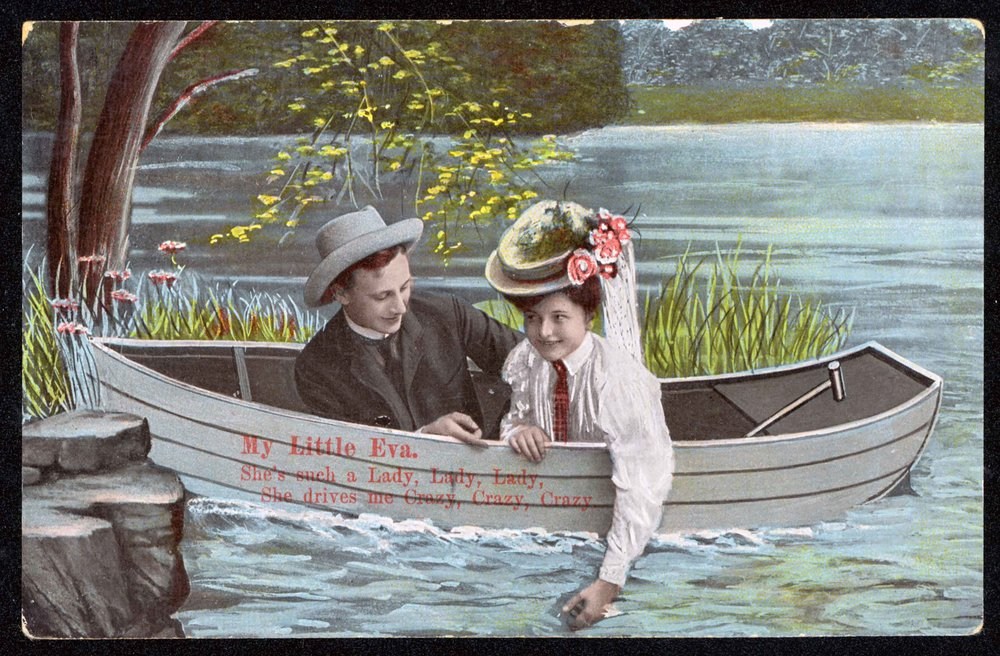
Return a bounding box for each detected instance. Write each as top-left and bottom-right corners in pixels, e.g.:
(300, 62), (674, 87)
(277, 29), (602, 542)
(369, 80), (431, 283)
(88, 339), (941, 533)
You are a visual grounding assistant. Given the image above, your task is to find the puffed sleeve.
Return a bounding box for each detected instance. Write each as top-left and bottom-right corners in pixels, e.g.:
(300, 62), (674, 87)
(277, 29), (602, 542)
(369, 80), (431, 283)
(499, 340), (537, 443)
(594, 357), (673, 587)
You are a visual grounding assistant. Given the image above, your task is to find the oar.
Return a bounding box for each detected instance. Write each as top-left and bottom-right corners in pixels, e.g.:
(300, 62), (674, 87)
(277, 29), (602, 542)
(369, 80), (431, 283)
(744, 361), (846, 438)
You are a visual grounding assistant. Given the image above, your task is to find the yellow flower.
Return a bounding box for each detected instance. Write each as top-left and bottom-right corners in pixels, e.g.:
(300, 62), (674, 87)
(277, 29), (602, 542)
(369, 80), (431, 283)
(287, 102), (306, 112)
(393, 70), (410, 80)
(277, 151), (291, 161)
(379, 56), (395, 66)
(489, 170), (504, 183)
(319, 145), (347, 157)
(269, 168), (285, 176)
(257, 195), (280, 206)
(380, 121), (396, 129)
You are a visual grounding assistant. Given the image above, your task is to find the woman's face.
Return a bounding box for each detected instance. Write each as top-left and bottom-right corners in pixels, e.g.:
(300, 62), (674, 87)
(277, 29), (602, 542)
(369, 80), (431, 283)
(522, 292), (592, 362)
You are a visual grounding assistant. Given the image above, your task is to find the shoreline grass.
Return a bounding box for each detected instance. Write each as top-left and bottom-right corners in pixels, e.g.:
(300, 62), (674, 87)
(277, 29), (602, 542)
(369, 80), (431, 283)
(20, 261), (326, 421)
(642, 244), (852, 378)
(23, 245), (852, 420)
(624, 84), (984, 124)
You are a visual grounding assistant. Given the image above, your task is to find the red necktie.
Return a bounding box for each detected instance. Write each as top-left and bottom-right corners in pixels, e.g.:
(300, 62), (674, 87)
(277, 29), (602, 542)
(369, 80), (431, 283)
(552, 359), (569, 442)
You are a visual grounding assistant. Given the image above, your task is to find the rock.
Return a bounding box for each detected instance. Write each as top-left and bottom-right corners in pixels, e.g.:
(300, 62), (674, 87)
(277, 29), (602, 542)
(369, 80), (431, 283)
(22, 412), (187, 639)
(22, 410), (150, 473)
(22, 466), (41, 486)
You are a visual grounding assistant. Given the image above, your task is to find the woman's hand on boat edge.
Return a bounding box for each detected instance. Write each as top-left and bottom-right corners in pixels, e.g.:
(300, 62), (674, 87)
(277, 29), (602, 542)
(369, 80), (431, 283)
(562, 579), (621, 630)
(420, 412), (489, 447)
(508, 425), (551, 462)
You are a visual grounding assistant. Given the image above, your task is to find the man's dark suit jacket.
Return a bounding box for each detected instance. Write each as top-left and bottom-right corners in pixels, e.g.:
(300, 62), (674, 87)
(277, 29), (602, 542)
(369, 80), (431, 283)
(294, 292), (522, 435)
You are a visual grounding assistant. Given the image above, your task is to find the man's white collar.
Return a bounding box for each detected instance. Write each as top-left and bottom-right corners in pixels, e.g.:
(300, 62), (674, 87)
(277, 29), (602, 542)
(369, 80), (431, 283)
(345, 312), (391, 340)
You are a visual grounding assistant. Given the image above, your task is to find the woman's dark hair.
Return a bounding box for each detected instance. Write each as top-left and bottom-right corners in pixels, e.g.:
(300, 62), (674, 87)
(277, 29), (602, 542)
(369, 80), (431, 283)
(319, 244), (407, 305)
(504, 275), (602, 317)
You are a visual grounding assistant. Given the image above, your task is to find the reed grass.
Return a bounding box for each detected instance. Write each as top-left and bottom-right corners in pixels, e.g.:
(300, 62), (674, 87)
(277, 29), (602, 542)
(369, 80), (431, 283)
(642, 244), (853, 378)
(21, 260), (325, 421)
(22, 266), (73, 420)
(122, 277), (322, 343)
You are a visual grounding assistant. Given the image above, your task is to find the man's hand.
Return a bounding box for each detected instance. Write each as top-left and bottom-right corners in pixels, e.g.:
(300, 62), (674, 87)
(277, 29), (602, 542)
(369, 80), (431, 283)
(420, 412), (488, 447)
(508, 425), (551, 463)
(561, 579), (621, 630)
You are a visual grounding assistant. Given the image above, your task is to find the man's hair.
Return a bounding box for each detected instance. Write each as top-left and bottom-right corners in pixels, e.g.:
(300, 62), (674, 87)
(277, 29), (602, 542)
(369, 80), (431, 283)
(504, 275), (603, 317)
(320, 245), (407, 305)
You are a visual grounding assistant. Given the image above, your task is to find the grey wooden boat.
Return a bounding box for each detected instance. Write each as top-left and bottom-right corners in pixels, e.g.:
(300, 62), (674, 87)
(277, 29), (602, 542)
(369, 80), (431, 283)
(88, 338), (941, 533)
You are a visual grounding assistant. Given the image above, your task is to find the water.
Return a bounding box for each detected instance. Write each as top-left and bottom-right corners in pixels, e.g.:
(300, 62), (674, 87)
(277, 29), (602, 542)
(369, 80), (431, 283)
(21, 124), (983, 636)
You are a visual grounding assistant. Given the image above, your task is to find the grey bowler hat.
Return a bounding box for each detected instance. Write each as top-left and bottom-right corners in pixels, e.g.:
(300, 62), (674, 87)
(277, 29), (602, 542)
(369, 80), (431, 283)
(304, 205), (423, 307)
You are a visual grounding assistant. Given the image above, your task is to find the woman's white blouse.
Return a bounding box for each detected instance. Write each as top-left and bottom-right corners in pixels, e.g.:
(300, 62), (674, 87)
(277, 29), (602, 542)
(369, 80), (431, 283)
(500, 332), (674, 587)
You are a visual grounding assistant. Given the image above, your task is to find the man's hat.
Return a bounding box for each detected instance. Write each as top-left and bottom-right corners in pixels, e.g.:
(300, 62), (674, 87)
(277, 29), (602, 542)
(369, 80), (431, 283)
(304, 205), (423, 307)
(485, 200), (594, 296)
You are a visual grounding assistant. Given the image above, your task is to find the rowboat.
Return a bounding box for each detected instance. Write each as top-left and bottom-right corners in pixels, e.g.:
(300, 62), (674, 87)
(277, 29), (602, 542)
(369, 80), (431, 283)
(86, 337), (941, 534)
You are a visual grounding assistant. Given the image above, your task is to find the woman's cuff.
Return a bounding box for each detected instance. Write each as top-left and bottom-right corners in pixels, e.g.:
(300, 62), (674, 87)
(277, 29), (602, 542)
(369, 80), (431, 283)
(500, 423), (529, 444)
(598, 558), (629, 588)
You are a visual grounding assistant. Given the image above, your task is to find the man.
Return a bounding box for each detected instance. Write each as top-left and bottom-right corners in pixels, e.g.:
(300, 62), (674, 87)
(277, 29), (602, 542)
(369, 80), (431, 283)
(295, 205), (522, 444)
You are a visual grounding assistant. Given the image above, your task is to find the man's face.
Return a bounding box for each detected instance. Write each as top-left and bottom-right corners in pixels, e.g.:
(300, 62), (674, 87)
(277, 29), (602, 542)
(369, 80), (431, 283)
(523, 292), (592, 362)
(335, 251), (413, 335)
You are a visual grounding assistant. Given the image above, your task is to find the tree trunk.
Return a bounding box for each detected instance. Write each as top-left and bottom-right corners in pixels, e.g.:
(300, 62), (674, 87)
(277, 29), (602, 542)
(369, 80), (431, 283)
(46, 22), (81, 299)
(75, 21), (186, 302)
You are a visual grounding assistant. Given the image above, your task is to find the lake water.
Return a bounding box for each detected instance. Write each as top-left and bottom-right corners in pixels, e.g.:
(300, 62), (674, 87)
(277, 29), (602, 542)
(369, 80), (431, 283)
(21, 124), (983, 636)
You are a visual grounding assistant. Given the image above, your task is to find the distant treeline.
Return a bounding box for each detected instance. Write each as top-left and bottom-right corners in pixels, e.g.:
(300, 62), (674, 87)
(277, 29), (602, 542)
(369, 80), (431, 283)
(21, 20), (629, 136)
(21, 19), (984, 137)
(620, 18), (984, 88)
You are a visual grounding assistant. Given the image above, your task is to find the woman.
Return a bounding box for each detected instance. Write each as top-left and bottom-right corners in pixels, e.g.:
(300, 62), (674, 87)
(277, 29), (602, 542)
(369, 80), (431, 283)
(484, 200), (673, 629)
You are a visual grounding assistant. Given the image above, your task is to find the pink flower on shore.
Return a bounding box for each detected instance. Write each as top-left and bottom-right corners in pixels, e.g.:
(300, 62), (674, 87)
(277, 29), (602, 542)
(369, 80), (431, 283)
(148, 271), (178, 288)
(51, 299), (79, 313)
(111, 289), (138, 303)
(158, 240), (187, 255)
(56, 321), (89, 335)
(77, 254), (107, 265)
(104, 269), (132, 282)
(567, 248), (598, 285)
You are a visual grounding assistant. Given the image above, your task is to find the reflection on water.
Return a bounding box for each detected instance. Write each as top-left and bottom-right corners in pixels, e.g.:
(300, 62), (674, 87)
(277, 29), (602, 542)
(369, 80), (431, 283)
(22, 124), (983, 636)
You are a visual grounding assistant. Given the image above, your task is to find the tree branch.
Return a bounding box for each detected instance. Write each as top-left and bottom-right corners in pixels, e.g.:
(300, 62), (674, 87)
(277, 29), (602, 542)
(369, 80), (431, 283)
(168, 21), (219, 61)
(141, 68), (259, 152)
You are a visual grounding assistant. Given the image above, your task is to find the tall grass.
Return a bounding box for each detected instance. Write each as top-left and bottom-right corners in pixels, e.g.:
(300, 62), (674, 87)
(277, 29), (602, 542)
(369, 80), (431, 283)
(642, 245), (853, 378)
(21, 260), (325, 422)
(129, 280), (321, 343)
(22, 267), (73, 421)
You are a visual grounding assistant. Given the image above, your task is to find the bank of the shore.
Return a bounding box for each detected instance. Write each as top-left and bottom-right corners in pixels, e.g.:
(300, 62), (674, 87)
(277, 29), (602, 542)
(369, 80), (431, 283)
(623, 84), (984, 124)
(22, 411), (189, 638)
